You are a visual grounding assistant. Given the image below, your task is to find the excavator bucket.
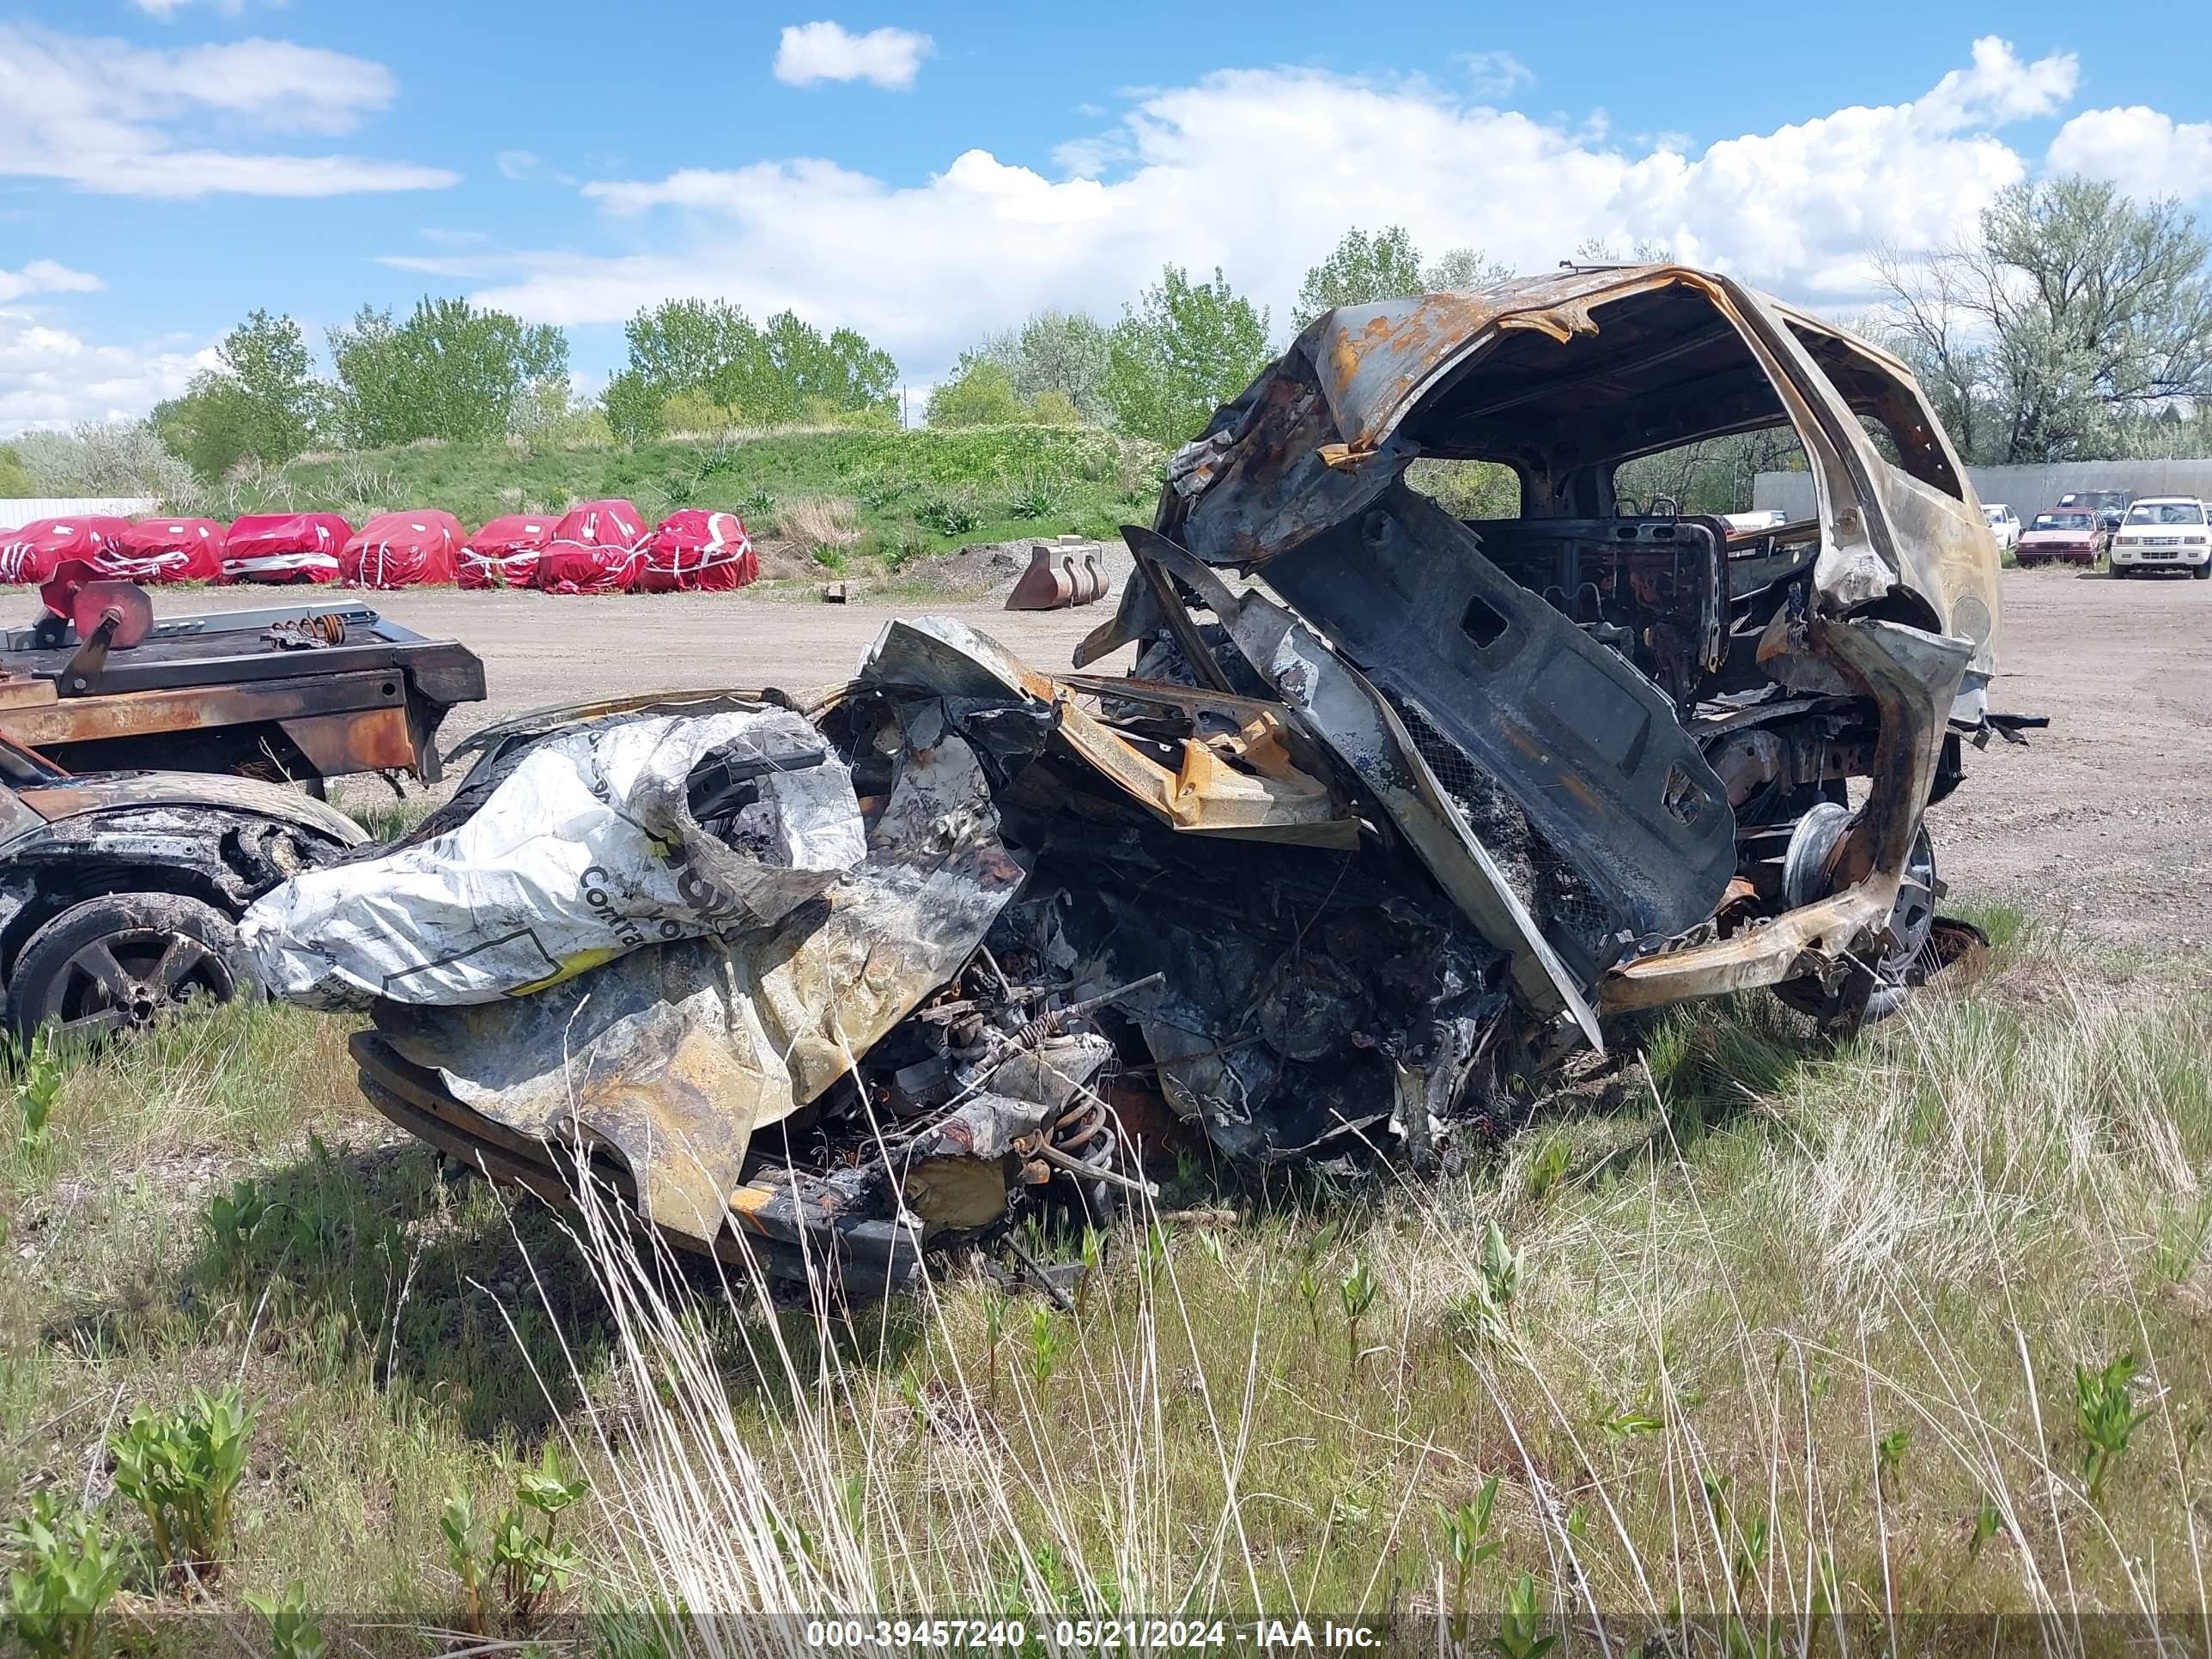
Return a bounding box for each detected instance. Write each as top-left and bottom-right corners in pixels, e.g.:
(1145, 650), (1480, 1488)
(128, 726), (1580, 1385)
(1005, 536), (1111, 611)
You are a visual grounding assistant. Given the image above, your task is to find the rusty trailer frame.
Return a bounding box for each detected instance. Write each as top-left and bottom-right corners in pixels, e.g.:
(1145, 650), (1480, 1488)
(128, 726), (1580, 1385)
(0, 598), (485, 787)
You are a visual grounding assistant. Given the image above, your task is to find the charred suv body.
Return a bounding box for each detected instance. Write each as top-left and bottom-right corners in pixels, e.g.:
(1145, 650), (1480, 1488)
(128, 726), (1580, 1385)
(250, 265), (2014, 1292)
(1077, 262), (2006, 1042)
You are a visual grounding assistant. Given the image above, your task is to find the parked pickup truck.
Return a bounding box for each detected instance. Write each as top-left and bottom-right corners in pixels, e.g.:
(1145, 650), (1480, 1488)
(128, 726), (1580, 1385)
(0, 592), (485, 789)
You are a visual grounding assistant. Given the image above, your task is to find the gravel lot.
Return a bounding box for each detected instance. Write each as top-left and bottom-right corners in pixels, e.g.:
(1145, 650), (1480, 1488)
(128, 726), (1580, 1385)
(1929, 566), (2212, 951)
(162, 565), (2205, 950)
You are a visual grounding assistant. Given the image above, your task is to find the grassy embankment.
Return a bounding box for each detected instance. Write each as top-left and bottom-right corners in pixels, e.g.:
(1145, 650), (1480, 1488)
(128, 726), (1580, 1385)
(5, 902), (2212, 1650)
(181, 423), (1165, 587)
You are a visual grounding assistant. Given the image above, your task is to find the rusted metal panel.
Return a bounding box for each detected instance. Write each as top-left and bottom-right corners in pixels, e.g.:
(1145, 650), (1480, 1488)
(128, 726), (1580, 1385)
(277, 708), (419, 778)
(861, 617), (1363, 848)
(0, 669), (405, 750)
(0, 597), (483, 784)
(1118, 531), (1598, 1041)
(1599, 615), (1971, 1016)
(1256, 487), (1738, 950)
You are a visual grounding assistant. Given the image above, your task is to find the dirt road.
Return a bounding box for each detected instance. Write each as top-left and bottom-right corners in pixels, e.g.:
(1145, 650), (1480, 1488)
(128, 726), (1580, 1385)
(1929, 568), (2212, 949)
(172, 581), (1124, 748)
(166, 567), (2203, 948)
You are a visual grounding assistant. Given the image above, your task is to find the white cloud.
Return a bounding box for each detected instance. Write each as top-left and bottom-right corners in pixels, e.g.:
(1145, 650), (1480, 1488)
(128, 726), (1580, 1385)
(1912, 35), (2076, 131)
(0, 262), (104, 303)
(0, 311), (216, 437)
(1456, 51), (1532, 99)
(2048, 106), (2212, 200)
(131, 0), (292, 16)
(773, 21), (933, 90)
(0, 23), (458, 198)
(456, 37), (2098, 386)
(497, 149), (539, 180)
(131, 0), (248, 16)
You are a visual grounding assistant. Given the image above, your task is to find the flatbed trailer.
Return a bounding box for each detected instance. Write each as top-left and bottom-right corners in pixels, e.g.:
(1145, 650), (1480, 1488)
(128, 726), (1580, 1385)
(0, 596), (485, 788)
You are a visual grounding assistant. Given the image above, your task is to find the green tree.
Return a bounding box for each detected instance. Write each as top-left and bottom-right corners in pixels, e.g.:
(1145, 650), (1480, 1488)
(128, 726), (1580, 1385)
(1028, 388), (1083, 426)
(602, 299), (896, 441)
(959, 309), (1113, 422)
(762, 310), (898, 424)
(0, 444), (31, 495)
(219, 309), (321, 465)
(152, 374), (254, 481)
(509, 374), (615, 448)
(927, 359), (1026, 427)
(151, 309), (322, 479)
(1874, 177), (2212, 464)
(1296, 225), (1427, 325)
(1104, 265), (1273, 447)
(1424, 245), (1514, 293)
(329, 297), (568, 448)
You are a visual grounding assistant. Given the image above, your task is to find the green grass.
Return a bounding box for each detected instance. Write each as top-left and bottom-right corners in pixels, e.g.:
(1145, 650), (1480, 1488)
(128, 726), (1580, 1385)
(190, 424), (1164, 581)
(6, 908), (2212, 1650)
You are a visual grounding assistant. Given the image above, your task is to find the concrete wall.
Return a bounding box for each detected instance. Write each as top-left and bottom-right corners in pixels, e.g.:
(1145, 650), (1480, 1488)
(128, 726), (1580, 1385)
(0, 496), (157, 525)
(1753, 459), (2212, 523)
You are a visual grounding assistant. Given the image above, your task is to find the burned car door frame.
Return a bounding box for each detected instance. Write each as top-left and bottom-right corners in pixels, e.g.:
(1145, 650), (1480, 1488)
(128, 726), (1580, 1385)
(1078, 264), (1998, 1034)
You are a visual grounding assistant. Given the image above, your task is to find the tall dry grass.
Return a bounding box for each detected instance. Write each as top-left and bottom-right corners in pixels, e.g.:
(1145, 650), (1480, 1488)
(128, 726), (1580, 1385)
(9, 907), (2203, 1648)
(775, 496), (864, 553)
(525, 911), (2212, 1652)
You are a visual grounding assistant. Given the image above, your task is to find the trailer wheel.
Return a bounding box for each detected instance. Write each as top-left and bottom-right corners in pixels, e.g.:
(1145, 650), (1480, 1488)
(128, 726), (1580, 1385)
(8, 893), (251, 1047)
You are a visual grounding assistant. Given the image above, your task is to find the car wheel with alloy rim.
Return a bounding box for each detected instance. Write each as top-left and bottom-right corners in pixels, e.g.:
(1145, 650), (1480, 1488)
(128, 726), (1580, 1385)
(7, 892), (251, 1046)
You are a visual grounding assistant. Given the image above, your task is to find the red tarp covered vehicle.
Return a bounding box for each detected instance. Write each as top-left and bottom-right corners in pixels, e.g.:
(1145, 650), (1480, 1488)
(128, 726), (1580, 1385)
(459, 514), (556, 590)
(342, 510), (461, 589)
(535, 499), (646, 595)
(639, 509), (757, 592)
(114, 517), (227, 584)
(0, 517), (132, 585)
(223, 513), (352, 584)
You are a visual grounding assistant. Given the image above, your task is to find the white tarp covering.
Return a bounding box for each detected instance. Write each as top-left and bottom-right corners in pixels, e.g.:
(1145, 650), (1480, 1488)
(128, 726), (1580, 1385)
(240, 707), (866, 1010)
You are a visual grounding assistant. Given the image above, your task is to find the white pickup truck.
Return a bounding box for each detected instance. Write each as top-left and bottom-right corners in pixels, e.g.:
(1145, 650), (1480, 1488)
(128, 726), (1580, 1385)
(2109, 497), (2212, 579)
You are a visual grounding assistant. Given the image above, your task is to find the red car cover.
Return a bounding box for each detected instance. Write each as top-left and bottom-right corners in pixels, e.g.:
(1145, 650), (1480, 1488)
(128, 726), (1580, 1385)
(114, 517), (226, 583)
(639, 509), (757, 592)
(459, 514), (556, 590)
(341, 510), (461, 589)
(223, 513), (352, 584)
(535, 498), (646, 595)
(0, 516), (131, 584)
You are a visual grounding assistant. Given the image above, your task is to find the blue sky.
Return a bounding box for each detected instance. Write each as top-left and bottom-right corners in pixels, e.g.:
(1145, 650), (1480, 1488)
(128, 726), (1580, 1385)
(3, 0), (2209, 432)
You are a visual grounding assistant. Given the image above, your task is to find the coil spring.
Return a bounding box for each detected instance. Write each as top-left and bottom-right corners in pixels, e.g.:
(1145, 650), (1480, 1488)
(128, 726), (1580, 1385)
(1046, 1092), (1123, 1218)
(1050, 1094), (1115, 1169)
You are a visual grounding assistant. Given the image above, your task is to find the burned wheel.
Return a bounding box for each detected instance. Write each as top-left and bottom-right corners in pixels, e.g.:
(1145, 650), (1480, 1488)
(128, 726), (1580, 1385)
(1772, 804), (1939, 1024)
(9, 893), (250, 1046)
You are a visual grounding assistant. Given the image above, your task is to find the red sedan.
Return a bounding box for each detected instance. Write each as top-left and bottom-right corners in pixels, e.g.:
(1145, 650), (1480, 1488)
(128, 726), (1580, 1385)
(2015, 507), (2104, 568)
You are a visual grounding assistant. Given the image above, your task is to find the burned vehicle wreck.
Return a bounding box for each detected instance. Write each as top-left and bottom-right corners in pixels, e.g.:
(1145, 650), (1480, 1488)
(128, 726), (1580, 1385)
(0, 737), (364, 1043)
(1082, 263), (2010, 1033)
(243, 264), (2008, 1294)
